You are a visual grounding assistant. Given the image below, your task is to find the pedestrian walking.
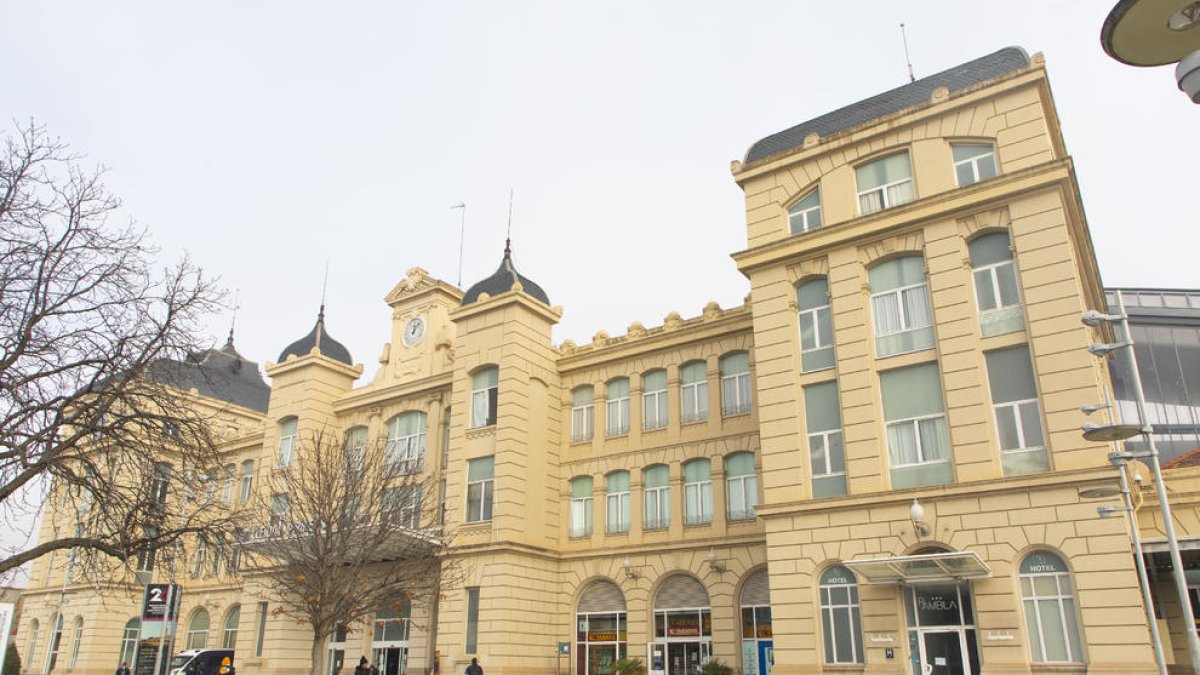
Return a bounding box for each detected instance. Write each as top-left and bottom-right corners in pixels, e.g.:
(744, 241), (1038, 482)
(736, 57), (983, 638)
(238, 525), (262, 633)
(355, 656), (372, 675)
(466, 657), (483, 675)
(115, 663), (131, 675)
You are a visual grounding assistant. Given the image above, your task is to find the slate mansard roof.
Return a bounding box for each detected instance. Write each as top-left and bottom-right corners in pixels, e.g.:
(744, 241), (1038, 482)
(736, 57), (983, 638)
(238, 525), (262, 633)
(743, 47), (1031, 165)
(150, 336), (271, 413)
(461, 243), (550, 307)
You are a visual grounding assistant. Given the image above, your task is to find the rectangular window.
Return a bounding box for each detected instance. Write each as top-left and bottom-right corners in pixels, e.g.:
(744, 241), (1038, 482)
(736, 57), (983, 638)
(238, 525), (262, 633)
(606, 472), (631, 534)
(471, 368), (499, 428)
(869, 257), (934, 357)
(724, 454), (757, 521)
(683, 461), (713, 526)
(788, 189), (822, 234)
(680, 363), (708, 423)
(953, 143), (998, 187)
(466, 456), (495, 523)
(798, 279), (835, 372)
(270, 493), (289, 527)
(192, 538), (207, 578)
(571, 388), (594, 443)
(643, 465), (670, 530)
(986, 346), (1049, 476)
(278, 418), (297, 468)
(856, 152), (914, 214)
(606, 379), (630, 437)
(465, 588), (480, 653)
(255, 601), (268, 657)
(570, 477), (593, 538)
(642, 371), (668, 431)
(239, 461), (254, 502)
(881, 363), (952, 489)
(222, 464), (235, 505)
(720, 353), (752, 417)
(805, 381), (846, 498)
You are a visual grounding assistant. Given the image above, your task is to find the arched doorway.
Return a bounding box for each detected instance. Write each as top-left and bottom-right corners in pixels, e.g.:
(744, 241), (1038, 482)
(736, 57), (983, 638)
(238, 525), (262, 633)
(651, 575), (711, 675)
(739, 569), (773, 675)
(576, 579), (627, 675)
(372, 598), (410, 675)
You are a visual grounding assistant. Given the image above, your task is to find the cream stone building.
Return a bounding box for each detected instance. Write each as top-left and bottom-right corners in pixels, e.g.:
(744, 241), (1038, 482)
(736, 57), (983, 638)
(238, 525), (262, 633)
(16, 46), (1184, 675)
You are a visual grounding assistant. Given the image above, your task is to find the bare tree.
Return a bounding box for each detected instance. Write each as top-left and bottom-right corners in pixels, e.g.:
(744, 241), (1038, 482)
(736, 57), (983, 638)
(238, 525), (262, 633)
(244, 427), (458, 675)
(0, 120), (245, 582)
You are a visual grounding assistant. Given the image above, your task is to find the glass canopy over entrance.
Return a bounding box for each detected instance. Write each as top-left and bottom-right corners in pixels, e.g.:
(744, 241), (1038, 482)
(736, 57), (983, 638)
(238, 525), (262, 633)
(842, 551), (991, 585)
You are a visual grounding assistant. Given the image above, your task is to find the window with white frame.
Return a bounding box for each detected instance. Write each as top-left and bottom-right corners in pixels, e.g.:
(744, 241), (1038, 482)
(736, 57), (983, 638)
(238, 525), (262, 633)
(953, 143), (998, 187)
(1019, 551), (1084, 663)
(465, 456), (494, 523)
(471, 366), (499, 428)
(277, 417), (298, 468)
(856, 152), (914, 214)
(571, 386), (594, 442)
(643, 464), (670, 530)
(986, 345), (1048, 476)
(788, 188), (822, 234)
(819, 565), (864, 664)
(724, 452), (757, 521)
(151, 462), (171, 505)
(239, 460), (254, 502)
(344, 426), (367, 475)
(222, 464), (236, 505)
(805, 381), (846, 498)
(69, 618), (82, 668)
(606, 378), (631, 436)
(270, 493), (289, 527)
(386, 411), (426, 473)
(970, 231), (1023, 336)
(44, 613), (62, 672)
(869, 256), (934, 357)
(720, 353), (752, 416)
(119, 618), (139, 668)
(569, 476), (593, 538)
(27, 620), (38, 667)
(797, 277), (835, 372)
(384, 486), (422, 528)
(223, 606), (240, 649)
(683, 459), (713, 526)
(643, 370), (668, 430)
(606, 471), (631, 534)
(881, 363), (952, 489)
(680, 361), (708, 423)
(186, 609), (210, 650)
(192, 537), (208, 577)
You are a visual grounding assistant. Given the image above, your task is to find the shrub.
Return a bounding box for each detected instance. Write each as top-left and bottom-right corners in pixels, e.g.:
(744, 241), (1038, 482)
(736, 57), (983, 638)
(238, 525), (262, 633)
(699, 659), (732, 675)
(612, 657), (645, 675)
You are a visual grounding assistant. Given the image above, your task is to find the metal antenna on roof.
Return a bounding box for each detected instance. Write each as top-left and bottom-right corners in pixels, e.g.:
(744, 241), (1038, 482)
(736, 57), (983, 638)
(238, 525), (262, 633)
(451, 202), (467, 287)
(320, 261), (329, 320)
(504, 188), (513, 258)
(900, 23), (916, 83)
(228, 289), (240, 345)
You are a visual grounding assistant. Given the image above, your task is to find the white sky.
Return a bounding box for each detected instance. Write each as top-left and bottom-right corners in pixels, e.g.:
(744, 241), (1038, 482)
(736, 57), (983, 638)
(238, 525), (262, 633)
(3, 1), (1192, 379)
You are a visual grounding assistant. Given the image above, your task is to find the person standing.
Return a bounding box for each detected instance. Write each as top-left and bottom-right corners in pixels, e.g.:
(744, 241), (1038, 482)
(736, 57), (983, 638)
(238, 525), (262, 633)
(115, 663), (132, 675)
(466, 657), (483, 675)
(355, 656), (372, 675)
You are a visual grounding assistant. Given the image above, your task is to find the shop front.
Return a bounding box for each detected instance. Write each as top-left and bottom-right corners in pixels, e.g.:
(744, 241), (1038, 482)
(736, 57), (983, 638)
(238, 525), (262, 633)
(576, 579), (628, 675)
(739, 569), (773, 675)
(651, 575), (712, 675)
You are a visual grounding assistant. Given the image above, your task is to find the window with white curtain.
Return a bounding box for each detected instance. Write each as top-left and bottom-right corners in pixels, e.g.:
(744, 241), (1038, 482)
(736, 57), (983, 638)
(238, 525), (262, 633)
(881, 363), (952, 488)
(277, 417), (297, 468)
(643, 464), (670, 530)
(724, 452), (757, 521)
(869, 256), (934, 357)
(788, 189), (822, 234)
(819, 566), (864, 664)
(386, 411), (427, 473)
(953, 143), (998, 187)
(856, 152), (915, 214)
(465, 456), (494, 523)
(186, 609), (209, 650)
(680, 362), (708, 423)
(344, 426), (368, 475)
(606, 378), (630, 437)
(805, 381), (846, 498)
(642, 370), (668, 431)
(683, 459), (713, 526)
(606, 471), (630, 534)
(570, 476), (593, 538)
(222, 464), (236, 505)
(720, 353), (752, 416)
(986, 345), (1048, 476)
(192, 538), (208, 578)
(571, 386), (594, 442)
(970, 231), (1023, 336)
(798, 278), (835, 372)
(471, 366), (498, 428)
(239, 460), (254, 502)
(1019, 552), (1084, 663)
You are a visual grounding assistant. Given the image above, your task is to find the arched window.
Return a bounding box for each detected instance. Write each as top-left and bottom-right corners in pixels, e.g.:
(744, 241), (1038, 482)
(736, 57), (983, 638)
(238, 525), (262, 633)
(643, 465), (670, 530)
(969, 231), (1022, 336)
(642, 370), (668, 431)
(788, 189), (822, 234)
(724, 453), (757, 521)
(187, 609), (210, 650)
(680, 362), (708, 424)
(577, 580), (627, 675)
(471, 366), (499, 428)
(570, 476), (594, 538)
(386, 411), (427, 472)
(797, 278), (835, 372)
(606, 378), (630, 437)
(69, 617), (83, 668)
(572, 386), (595, 443)
(683, 459), (713, 526)
(740, 569), (773, 675)
(653, 575), (712, 646)
(344, 426), (368, 473)
(118, 618), (139, 668)
(277, 417), (298, 468)
(223, 605), (241, 649)
(239, 460), (255, 502)
(719, 353), (752, 417)
(1020, 552), (1083, 663)
(27, 619), (39, 665)
(44, 612), (63, 672)
(606, 471), (630, 534)
(819, 565), (863, 664)
(869, 255), (933, 357)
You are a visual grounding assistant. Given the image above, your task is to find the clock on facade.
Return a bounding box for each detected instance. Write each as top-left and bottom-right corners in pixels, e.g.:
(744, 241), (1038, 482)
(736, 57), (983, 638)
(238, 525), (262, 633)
(403, 316), (426, 347)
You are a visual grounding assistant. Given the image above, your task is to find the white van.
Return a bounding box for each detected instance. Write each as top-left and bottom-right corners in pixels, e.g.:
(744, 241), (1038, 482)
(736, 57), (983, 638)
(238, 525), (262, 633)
(168, 648), (235, 675)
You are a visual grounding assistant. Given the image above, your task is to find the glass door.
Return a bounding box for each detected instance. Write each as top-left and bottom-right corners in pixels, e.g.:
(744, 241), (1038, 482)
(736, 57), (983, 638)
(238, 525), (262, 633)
(919, 631), (967, 675)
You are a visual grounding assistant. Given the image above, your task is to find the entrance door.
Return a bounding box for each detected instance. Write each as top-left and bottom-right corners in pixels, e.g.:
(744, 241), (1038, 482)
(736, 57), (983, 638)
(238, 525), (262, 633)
(372, 646), (407, 675)
(664, 642), (709, 675)
(920, 631), (966, 675)
(755, 641), (773, 675)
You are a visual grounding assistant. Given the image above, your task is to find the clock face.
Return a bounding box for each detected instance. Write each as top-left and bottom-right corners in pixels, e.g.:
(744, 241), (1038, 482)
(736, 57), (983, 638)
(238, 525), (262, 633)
(403, 317), (426, 347)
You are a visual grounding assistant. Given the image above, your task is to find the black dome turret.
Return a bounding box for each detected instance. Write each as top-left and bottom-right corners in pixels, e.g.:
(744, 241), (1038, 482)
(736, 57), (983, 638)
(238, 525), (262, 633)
(461, 241), (550, 307)
(278, 305), (353, 365)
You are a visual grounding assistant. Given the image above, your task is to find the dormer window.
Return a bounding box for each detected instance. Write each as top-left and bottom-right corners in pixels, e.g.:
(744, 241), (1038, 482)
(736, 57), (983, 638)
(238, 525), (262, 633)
(788, 189), (822, 234)
(856, 152), (914, 215)
(953, 143), (997, 186)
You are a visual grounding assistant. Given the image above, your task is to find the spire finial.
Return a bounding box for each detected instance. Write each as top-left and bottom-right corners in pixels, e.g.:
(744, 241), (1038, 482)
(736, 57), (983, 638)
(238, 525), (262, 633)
(320, 261), (330, 319)
(227, 289), (240, 346)
(451, 202), (467, 287)
(504, 188), (513, 258)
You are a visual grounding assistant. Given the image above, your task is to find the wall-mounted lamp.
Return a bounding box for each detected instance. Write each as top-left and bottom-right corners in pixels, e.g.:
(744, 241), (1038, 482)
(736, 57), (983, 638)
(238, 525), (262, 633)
(623, 556), (640, 580)
(707, 548), (726, 574)
(1080, 403), (1112, 415)
(910, 498), (931, 538)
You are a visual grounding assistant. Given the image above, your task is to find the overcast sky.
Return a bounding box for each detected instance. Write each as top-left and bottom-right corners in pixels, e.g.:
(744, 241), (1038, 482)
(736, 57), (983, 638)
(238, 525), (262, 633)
(3, 1), (1192, 382)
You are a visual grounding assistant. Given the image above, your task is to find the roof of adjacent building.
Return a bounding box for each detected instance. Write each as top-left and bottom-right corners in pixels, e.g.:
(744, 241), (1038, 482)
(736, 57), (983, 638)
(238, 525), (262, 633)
(150, 335), (270, 413)
(461, 241), (550, 307)
(1164, 448), (1200, 469)
(743, 47), (1031, 165)
(277, 306), (354, 366)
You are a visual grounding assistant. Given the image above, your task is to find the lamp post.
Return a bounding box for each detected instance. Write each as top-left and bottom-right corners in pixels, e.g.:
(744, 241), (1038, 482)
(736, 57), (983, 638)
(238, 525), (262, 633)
(1101, 0), (1200, 102)
(1082, 291), (1200, 670)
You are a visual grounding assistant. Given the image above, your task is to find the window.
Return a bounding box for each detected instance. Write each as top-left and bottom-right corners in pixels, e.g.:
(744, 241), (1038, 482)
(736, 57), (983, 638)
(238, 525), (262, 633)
(44, 613), (62, 672)
(970, 232), (1023, 336)
(642, 370), (668, 431)
(683, 459), (713, 526)
(222, 606), (240, 649)
(571, 386), (595, 443)
(819, 566), (864, 664)
(187, 609), (210, 650)
(465, 588), (481, 653)
(278, 417), (298, 468)
(724, 452), (757, 521)
(471, 366), (498, 428)
(856, 152), (914, 214)
(440, 407), (451, 470)
(606, 471), (630, 534)
(1019, 552), (1084, 663)
(720, 353), (752, 416)
(239, 460), (254, 502)
(986, 346), (1049, 476)
(606, 378), (630, 436)
(374, 599), (410, 643)
(27, 619), (38, 666)
(136, 528), (157, 573)
(643, 464), (670, 530)
(881, 363), (952, 488)
(570, 476), (594, 538)
(953, 143), (997, 186)
(69, 617), (83, 668)
(386, 411), (426, 473)
(798, 278), (835, 372)
(805, 381), (846, 498)
(119, 618), (139, 668)
(466, 456), (494, 523)
(680, 361), (708, 423)
(869, 256), (934, 357)
(270, 493), (289, 527)
(384, 486), (422, 529)
(255, 602), (268, 657)
(192, 537), (208, 577)
(344, 426), (368, 475)
(228, 530), (243, 574)
(788, 189), (822, 234)
(151, 462), (171, 504)
(222, 464), (236, 505)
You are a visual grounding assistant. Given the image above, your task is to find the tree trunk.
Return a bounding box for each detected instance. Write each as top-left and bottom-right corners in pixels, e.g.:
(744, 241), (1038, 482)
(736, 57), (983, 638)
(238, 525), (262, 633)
(310, 633), (326, 675)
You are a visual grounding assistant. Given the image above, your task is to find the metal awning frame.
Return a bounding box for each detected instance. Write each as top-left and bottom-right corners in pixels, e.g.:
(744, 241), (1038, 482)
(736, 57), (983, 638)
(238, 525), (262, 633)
(842, 551), (992, 585)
